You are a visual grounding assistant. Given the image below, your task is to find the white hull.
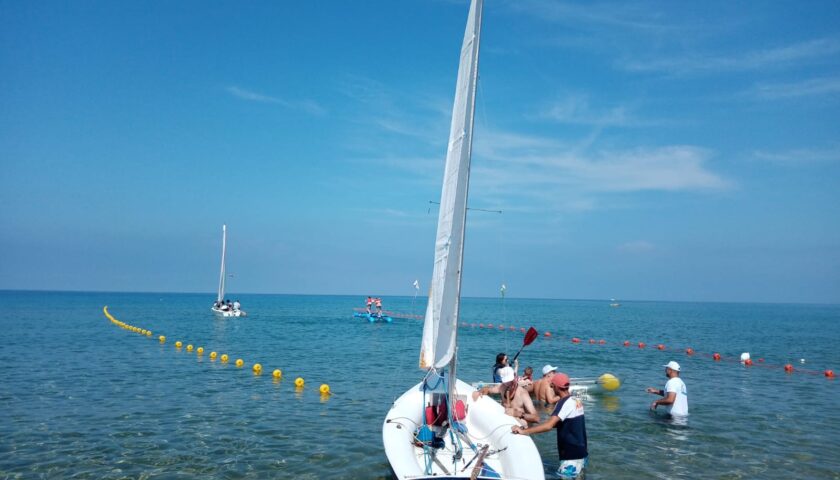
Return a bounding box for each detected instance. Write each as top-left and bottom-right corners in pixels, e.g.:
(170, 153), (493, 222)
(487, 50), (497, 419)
(383, 379), (545, 479)
(211, 307), (246, 317)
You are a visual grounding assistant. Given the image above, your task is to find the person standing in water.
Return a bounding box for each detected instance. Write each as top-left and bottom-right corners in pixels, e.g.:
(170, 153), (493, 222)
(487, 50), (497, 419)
(646, 360), (688, 417)
(512, 372), (588, 479)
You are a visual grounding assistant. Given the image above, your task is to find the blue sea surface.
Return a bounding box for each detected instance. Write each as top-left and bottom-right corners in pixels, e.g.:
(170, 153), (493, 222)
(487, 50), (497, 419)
(1, 291), (839, 479)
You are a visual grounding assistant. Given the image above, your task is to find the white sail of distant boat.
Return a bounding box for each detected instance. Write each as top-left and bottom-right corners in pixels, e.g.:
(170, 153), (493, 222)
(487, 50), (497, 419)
(382, 1), (543, 478)
(211, 224), (246, 317)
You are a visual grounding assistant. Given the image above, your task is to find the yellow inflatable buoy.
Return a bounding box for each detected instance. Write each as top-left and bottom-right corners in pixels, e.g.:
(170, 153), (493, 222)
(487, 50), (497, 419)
(175, 341), (183, 348)
(210, 351), (217, 360)
(186, 344), (194, 352)
(599, 373), (621, 392)
(295, 377), (305, 387)
(272, 369), (282, 379)
(196, 347), (204, 355)
(252, 363), (262, 374)
(159, 335), (166, 343)
(220, 354), (229, 363)
(319, 384), (331, 394)
(146, 331), (152, 337)
(235, 358), (244, 368)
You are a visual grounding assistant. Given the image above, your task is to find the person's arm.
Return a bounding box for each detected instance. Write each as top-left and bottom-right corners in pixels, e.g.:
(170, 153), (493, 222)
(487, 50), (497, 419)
(472, 384), (502, 400)
(650, 392), (676, 410)
(512, 415), (560, 435)
(646, 387), (664, 396)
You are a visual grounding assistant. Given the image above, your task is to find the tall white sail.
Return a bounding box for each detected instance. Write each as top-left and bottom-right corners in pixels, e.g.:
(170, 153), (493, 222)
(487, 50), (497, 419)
(217, 224), (227, 303)
(419, 0), (483, 371)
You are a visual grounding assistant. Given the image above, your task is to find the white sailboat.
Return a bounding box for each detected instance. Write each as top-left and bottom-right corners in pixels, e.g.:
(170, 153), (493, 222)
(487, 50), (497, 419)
(211, 224), (246, 317)
(382, 1), (544, 478)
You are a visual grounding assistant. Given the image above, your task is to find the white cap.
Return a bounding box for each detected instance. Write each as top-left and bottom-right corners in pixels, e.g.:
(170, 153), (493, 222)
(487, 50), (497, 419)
(542, 364), (558, 375)
(663, 361), (681, 372)
(740, 352), (750, 361)
(498, 366), (515, 383)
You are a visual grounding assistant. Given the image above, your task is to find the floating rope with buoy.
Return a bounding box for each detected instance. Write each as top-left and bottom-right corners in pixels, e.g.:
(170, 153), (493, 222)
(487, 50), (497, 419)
(455, 320), (835, 378)
(102, 306), (333, 398)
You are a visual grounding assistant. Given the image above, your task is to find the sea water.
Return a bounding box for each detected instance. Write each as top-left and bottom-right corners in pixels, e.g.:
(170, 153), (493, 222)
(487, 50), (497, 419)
(1, 291), (838, 479)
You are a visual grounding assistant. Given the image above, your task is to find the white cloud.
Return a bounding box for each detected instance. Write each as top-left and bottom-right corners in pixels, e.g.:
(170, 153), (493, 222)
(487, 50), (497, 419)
(539, 94), (651, 127)
(226, 86), (325, 116)
(753, 146), (840, 166)
(619, 38), (840, 75)
(750, 77), (840, 99)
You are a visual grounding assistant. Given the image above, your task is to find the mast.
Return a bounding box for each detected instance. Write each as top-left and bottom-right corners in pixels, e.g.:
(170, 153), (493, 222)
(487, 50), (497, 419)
(217, 224), (227, 303)
(419, 0), (484, 375)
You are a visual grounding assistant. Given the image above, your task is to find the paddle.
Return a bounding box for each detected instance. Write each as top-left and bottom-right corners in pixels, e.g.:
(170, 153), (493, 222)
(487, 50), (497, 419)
(510, 326), (539, 364)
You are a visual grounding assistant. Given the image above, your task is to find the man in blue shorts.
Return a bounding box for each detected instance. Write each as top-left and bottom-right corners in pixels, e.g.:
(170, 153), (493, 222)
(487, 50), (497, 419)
(511, 372), (588, 479)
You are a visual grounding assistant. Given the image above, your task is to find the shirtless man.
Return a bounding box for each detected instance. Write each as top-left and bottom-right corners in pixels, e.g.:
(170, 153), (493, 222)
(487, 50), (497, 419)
(473, 367), (540, 426)
(533, 365), (562, 405)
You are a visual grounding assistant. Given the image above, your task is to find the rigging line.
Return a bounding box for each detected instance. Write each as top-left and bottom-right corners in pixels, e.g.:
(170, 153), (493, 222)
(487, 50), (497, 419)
(428, 200), (502, 214)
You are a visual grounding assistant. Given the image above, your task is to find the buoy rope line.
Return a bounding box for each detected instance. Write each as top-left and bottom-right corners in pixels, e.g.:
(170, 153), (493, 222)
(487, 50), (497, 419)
(103, 306), (335, 396)
(455, 322), (835, 379)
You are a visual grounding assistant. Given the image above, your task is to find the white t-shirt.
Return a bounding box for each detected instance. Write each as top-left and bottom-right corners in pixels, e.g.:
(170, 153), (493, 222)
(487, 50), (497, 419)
(553, 396), (585, 420)
(665, 377), (688, 416)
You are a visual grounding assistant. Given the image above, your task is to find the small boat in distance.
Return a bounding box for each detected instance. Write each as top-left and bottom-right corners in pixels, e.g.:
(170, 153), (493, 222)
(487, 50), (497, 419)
(610, 298), (621, 307)
(211, 224), (246, 317)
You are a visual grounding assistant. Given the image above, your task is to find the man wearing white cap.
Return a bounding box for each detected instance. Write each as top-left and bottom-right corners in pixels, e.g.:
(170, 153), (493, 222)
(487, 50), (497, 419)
(535, 364), (561, 405)
(646, 360), (688, 416)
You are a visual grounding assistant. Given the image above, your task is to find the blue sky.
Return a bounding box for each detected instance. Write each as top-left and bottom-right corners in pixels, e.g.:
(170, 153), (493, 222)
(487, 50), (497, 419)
(2, 0), (839, 303)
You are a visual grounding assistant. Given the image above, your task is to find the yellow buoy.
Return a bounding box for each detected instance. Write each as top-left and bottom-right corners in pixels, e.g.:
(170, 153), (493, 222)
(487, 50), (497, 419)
(159, 335), (166, 343)
(146, 331), (152, 337)
(319, 384), (330, 394)
(186, 344), (194, 352)
(295, 377), (305, 387)
(210, 351), (217, 360)
(221, 354), (229, 363)
(272, 369), (282, 379)
(175, 341), (183, 348)
(235, 358), (244, 368)
(252, 363), (262, 374)
(196, 347), (204, 355)
(599, 373), (621, 392)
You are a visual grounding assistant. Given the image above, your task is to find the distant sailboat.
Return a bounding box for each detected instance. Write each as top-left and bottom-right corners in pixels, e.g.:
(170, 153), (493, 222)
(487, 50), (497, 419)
(382, 1), (543, 478)
(211, 224), (246, 317)
(610, 298), (621, 308)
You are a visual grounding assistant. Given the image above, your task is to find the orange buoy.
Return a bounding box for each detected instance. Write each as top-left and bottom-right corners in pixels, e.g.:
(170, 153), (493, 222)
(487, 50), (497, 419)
(588, 339), (596, 344)
(638, 342), (646, 349)
(599, 339), (606, 345)
(479, 323), (484, 328)
(544, 331), (552, 337)
(784, 364), (794, 373)
(713, 353), (721, 361)
(498, 325), (505, 330)
(509, 326), (516, 331)
(571, 337), (581, 344)
(744, 359), (753, 366)
(520, 327), (526, 333)
(623, 341), (630, 347)
(826, 370), (835, 378)
(488, 323), (494, 328)
(657, 344), (665, 350)
(759, 358), (764, 363)
(686, 348), (694, 355)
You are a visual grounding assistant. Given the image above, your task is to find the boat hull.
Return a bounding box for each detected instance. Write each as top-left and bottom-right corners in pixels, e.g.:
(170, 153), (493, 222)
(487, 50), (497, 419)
(354, 312), (392, 323)
(211, 307), (246, 317)
(383, 379), (545, 479)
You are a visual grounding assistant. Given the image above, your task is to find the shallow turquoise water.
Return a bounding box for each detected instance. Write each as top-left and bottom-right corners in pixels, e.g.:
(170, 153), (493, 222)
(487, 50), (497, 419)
(1, 291), (839, 479)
